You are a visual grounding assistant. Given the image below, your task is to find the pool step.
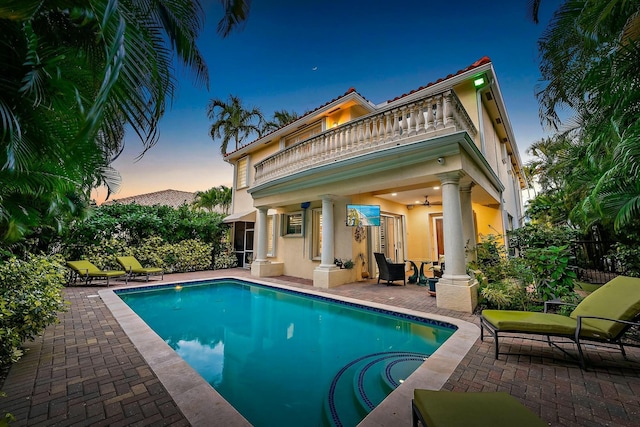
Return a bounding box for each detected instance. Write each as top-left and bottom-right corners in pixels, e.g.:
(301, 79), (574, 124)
(323, 351), (430, 427)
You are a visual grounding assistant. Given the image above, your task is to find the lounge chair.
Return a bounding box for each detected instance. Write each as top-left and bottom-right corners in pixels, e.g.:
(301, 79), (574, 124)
(480, 275), (640, 369)
(373, 252), (406, 286)
(66, 260), (128, 287)
(116, 256), (164, 282)
(412, 389), (546, 427)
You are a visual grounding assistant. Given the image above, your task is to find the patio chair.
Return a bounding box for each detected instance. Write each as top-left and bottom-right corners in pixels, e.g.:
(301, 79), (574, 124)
(480, 275), (640, 369)
(412, 389), (546, 427)
(66, 260), (127, 287)
(373, 252), (406, 286)
(116, 256), (164, 282)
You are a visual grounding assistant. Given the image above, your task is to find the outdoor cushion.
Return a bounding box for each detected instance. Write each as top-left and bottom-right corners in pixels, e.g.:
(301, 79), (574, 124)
(570, 275), (640, 338)
(412, 390), (546, 427)
(67, 260), (126, 278)
(482, 310), (578, 335)
(116, 256), (164, 281)
(116, 256), (163, 274)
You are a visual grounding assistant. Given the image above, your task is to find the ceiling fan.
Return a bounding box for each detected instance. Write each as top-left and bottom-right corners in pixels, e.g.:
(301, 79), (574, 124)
(422, 196), (442, 206)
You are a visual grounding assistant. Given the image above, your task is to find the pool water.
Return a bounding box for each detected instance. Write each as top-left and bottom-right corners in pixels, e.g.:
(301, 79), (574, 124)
(117, 279), (455, 426)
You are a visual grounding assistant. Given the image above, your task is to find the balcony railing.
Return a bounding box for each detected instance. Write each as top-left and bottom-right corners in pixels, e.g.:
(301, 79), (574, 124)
(253, 89), (477, 186)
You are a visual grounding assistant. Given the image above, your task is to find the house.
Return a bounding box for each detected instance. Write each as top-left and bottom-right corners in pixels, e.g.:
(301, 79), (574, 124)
(223, 57), (526, 313)
(103, 189), (197, 208)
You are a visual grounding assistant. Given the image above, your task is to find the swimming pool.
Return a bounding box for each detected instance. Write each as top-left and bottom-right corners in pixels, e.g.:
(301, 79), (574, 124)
(115, 279), (457, 426)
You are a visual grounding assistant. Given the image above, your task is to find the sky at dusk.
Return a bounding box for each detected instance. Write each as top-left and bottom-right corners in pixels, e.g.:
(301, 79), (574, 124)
(94, 0), (556, 203)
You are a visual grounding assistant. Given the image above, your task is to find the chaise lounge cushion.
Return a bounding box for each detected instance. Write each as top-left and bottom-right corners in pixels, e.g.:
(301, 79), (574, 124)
(116, 256), (163, 276)
(413, 390), (546, 427)
(67, 260), (126, 278)
(481, 310), (579, 336)
(570, 275), (640, 339)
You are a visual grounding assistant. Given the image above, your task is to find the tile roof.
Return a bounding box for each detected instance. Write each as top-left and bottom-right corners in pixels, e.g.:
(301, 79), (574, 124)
(223, 57), (492, 158)
(386, 56), (492, 103)
(103, 189), (196, 208)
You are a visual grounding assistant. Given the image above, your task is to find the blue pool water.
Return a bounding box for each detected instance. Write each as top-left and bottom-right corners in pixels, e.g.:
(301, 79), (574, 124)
(117, 279), (456, 426)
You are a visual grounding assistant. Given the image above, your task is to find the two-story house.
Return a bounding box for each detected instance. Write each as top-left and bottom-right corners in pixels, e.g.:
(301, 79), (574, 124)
(223, 57), (526, 313)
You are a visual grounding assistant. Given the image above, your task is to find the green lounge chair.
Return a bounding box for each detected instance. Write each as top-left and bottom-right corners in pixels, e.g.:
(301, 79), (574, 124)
(480, 275), (640, 369)
(66, 260), (127, 287)
(116, 256), (164, 282)
(412, 390), (546, 427)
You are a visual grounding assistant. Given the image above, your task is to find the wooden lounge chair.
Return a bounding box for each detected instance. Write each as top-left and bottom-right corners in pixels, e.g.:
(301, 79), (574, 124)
(116, 256), (164, 282)
(66, 260), (128, 287)
(480, 275), (640, 369)
(373, 252), (406, 286)
(412, 389), (546, 427)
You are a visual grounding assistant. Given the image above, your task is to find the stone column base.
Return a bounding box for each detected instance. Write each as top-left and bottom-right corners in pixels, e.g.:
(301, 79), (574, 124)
(313, 267), (356, 289)
(435, 276), (478, 313)
(251, 261), (283, 277)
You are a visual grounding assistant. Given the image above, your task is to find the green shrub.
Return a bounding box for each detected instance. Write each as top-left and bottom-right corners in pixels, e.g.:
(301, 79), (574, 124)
(479, 278), (537, 311)
(0, 255), (67, 366)
(525, 245), (577, 301)
(74, 236), (213, 273)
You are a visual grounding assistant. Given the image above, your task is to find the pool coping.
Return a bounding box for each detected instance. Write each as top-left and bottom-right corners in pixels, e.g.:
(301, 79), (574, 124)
(99, 276), (480, 426)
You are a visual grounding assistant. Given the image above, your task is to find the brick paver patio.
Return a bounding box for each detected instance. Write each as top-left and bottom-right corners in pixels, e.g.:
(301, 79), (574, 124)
(1, 268), (639, 426)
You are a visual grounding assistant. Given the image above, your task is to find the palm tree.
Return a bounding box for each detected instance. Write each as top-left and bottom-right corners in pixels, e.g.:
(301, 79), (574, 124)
(531, 0), (640, 230)
(261, 110), (300, 134)
(207, 95), (264, 155)
(0, 0), (250, 244)
(193, 185), (232, 213)
(216, 185), (233, 214)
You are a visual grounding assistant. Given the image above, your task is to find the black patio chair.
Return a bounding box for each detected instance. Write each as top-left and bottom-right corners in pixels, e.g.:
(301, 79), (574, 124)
(373, 252), (406, 286)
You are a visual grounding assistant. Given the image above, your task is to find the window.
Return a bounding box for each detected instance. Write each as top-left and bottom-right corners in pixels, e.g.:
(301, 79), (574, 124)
(312, 209), (322, 259)
(267, 215), (276, 256)
(282, 212), (303, 236)
(236, 157), (248, 188)
(283, 122), (322, 147)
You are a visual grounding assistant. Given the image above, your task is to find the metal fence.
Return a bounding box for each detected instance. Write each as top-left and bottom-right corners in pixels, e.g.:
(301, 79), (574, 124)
(569, 240), (620, 284)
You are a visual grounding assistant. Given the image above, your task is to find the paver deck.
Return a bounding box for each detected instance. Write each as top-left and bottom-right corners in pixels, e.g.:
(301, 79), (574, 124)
(1, 268), (639, 426)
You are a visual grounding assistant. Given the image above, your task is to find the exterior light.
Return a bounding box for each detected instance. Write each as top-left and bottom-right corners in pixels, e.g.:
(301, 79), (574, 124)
(474, 77), (485, 87)
(391, 193), (397, 196)
(433, 186), (440, 190)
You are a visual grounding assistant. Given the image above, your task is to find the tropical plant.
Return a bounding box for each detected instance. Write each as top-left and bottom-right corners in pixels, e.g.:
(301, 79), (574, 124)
(525, 245), (577, 301)
(0, 0), (250, 246)
(261, 109), (300, 134)
(207, 94), (264, 154)
(0, 254), (67, 366)
(193, 185), (233, 213)
(530, 0), (640, 230)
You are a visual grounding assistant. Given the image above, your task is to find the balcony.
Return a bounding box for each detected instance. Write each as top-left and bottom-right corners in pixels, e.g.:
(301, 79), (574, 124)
(253, 89), (477, 186)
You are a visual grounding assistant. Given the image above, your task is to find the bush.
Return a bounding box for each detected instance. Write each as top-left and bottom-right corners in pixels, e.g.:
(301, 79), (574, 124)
(72, 236), (214, 273)
(0, 255), (67, 366)
(525, 245), (577, 301)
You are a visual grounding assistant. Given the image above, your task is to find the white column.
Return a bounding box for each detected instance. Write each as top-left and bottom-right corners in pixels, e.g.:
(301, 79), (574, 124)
(438, 172), (469, 280)
(319, 196), (337, 269)
(460, 182), (476, 263)
(254, 207), (269, 263)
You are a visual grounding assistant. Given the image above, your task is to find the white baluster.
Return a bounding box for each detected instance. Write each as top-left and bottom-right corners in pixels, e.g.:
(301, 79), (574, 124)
(435, 95), (444, 130)
(384, 112), (392, 142)
(371, 117), (379, 144)
(364, 119), (372, 147)
(444, 92), (454, 128)
(392, 109), (400, 140)
(408, 104), (417, 137)
(416, 101), (426, 134)
(425, 98), (435, 132)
